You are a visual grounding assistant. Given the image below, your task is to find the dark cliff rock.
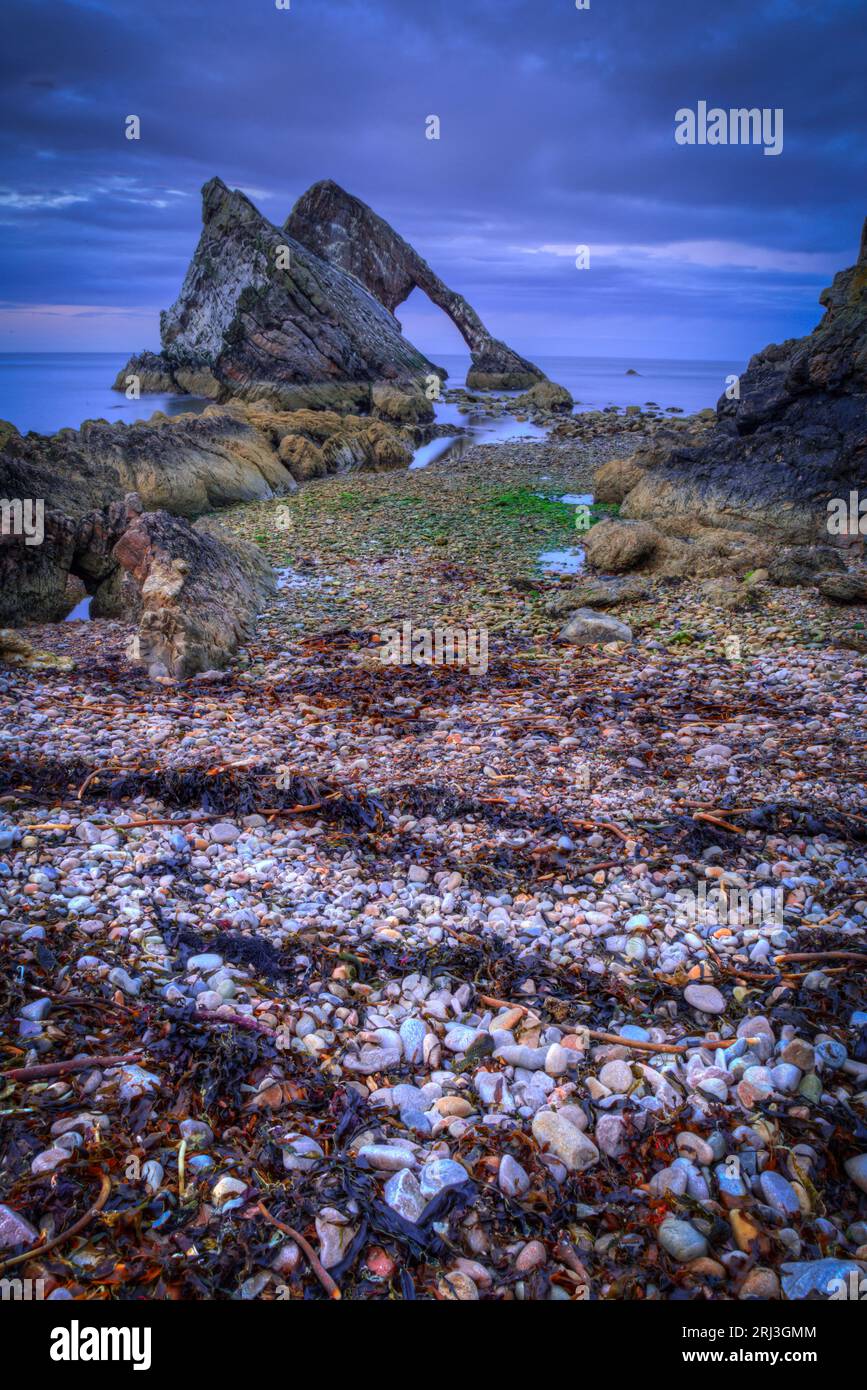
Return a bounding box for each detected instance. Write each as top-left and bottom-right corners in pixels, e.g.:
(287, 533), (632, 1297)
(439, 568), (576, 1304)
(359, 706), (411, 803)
(285, 179), (545, 391)
(621, 219), (867, 539)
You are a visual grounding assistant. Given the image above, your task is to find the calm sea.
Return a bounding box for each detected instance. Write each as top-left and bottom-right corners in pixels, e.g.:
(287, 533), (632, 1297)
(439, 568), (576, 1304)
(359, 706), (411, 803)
(0, 351), (740, 437)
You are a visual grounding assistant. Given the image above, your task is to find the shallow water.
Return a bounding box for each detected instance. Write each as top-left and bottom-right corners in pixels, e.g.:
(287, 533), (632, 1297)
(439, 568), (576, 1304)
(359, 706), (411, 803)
(65, 596), (92, 621)
(434, 352), (739, 416)
(410, 401), (547, 468)
(0, 352), (736, 437)
(0, 353), (211, 436)
(274, 566), (322, 591)
(536, 548), (586, 575)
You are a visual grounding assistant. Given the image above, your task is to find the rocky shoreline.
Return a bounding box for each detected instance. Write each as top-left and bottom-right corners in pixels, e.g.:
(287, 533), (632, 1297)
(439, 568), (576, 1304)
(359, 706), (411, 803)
(2, 416), (866, 1301)
(1, 197), (865, 1303)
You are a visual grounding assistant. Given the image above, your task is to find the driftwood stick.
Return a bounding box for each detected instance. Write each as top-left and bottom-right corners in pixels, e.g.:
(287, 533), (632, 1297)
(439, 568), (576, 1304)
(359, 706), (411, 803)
(774, 951), (867, 965)
(0, 1171), (112, 1275)
(693, 811), (744, 835)
(3, 1052), (141, 1083)
(257, 1202), (341, 1300)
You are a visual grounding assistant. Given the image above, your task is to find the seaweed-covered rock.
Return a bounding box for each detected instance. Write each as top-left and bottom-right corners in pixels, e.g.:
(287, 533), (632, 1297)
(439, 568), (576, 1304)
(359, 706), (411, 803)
(278, 434), (328, 482)
(583, 518), (660, 573)
(513, 380), (573, 414)
(371, 381), (434, 425)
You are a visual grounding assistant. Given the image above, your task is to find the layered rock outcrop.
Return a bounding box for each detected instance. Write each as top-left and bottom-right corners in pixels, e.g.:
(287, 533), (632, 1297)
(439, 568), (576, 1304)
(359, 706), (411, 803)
(115, 178), (437, 411)
(0, 403), (410, 629)
(618, 219), (867, 540)
(0, 408), (294, 521)
(285, 180), (544, 391)
(115, 177), (546, 405)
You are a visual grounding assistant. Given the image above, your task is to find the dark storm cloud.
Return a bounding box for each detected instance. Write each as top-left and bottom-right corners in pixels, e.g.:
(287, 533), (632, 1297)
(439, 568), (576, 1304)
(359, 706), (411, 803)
(0, 0), (864, 353)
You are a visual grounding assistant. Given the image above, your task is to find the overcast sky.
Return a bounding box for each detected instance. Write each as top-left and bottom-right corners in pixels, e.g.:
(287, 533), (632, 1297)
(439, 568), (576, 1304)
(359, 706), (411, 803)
(1, 0), (864, 361)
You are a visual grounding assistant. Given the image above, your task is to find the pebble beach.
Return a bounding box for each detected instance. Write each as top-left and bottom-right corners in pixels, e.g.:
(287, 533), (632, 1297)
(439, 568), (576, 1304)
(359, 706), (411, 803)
(2, 421), (866, 1303)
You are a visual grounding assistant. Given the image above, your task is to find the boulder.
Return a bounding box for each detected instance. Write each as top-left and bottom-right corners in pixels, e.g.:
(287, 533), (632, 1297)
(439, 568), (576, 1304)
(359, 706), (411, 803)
(513, 380), (573, 414)
(768, 545), (847, 587)
(583, 518), (660, 572)
(544, 577), (649, 615)
(698, 577), (762, 612)
(558, 609), (633, 645)
(113, 509), (274, 679)
(593, 456), (646, 504)
(278, 434), (328, 482)
(816, 572), (867, 603)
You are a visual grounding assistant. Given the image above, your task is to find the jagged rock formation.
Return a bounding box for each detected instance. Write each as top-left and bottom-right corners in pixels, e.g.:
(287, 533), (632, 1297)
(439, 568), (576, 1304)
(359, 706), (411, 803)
(619, 218), (867, 540)
(115, 177), (545, 405)
(116, 178), (438, 411)
(285, 180), (545, 391)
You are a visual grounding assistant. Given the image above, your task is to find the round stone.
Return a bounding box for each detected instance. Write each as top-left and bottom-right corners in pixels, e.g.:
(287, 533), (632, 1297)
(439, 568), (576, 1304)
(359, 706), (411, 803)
(658, 1218), (708, 1263)
(844, 1154), (867, 1194)
(684, 983), (726, 1015)
(759, 1170), (801, 1215)
(419, 1159), (469, 1197)
(598, 1060), (632, 1093)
